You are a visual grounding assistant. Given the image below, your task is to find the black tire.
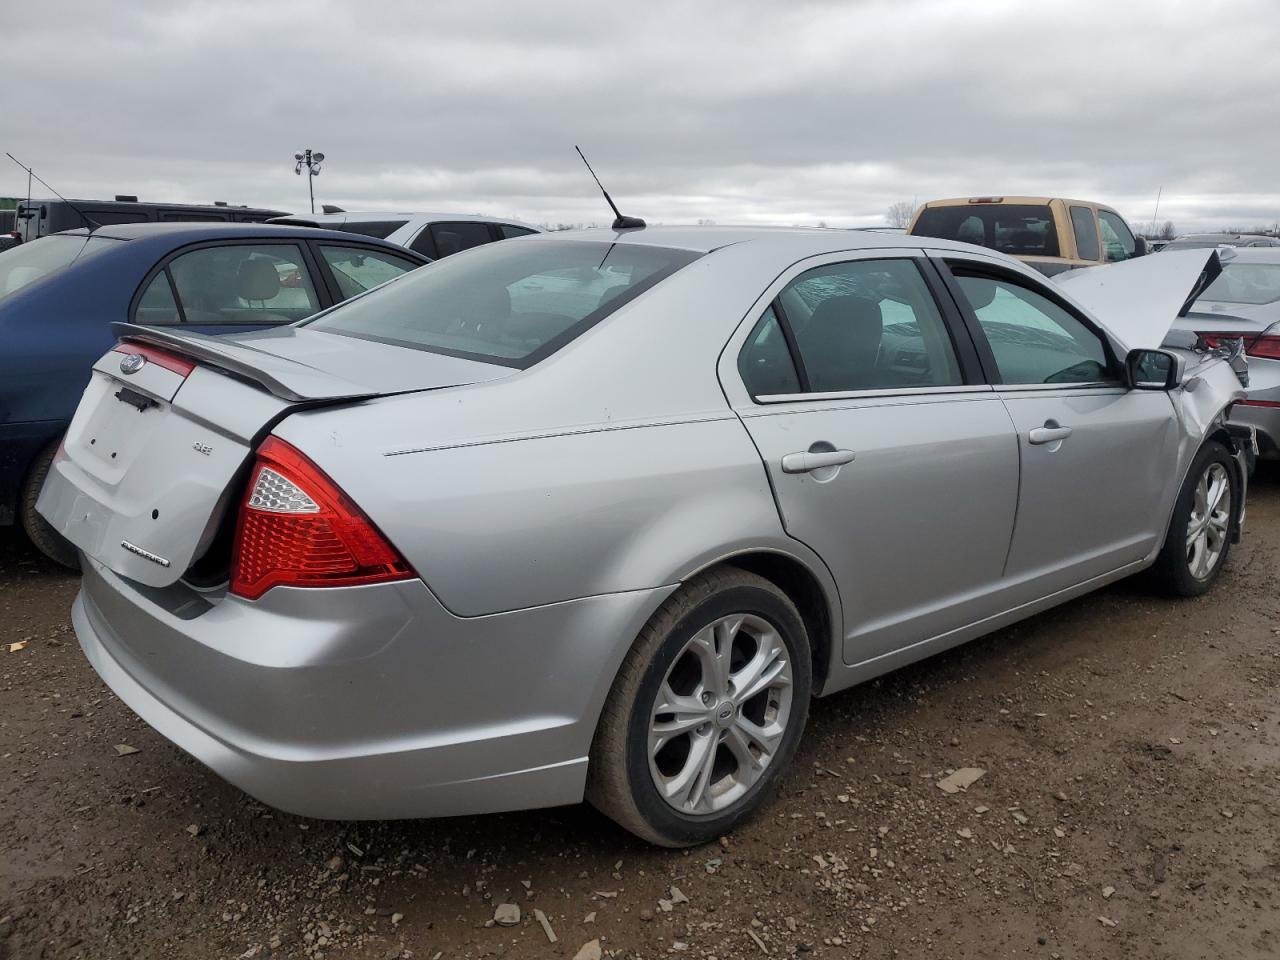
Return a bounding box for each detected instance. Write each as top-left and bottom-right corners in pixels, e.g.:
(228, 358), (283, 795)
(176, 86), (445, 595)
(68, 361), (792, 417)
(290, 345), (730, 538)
(587, 568), (812, 847)
(19, 439), (80, 571)
(1150, 440), (1237, 597)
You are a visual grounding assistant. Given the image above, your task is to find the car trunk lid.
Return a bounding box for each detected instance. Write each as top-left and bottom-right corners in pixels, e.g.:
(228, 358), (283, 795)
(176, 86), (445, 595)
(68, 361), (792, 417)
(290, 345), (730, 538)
(37, 326), (511, 587)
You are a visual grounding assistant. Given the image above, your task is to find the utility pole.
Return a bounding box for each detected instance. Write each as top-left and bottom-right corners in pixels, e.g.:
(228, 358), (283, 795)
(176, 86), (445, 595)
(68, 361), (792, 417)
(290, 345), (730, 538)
(1149, 186), (1163, 237)
(293, 149), (325, 214)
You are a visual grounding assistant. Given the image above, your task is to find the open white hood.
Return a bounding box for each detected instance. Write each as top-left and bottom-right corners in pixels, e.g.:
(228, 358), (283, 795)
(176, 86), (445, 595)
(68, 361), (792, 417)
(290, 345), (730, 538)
(1054, 250), (1222, 350)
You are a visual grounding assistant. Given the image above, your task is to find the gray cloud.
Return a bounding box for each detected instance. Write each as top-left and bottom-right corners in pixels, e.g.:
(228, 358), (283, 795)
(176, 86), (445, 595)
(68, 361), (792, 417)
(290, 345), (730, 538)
(6, 0), (1279, 232)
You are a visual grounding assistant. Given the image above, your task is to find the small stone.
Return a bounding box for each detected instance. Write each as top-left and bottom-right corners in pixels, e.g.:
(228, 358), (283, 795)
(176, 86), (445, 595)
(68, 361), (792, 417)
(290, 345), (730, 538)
(391, 912), (404, 926)
(113, 744), (140, 756)
(1011, 809), (1029, 825)
(1221, 809), (1234, 819)
(640, 909), (655, 922)
(957, 828), (974, 840)
(1053, 791), (1069, 802)
(1102, 886), (1116, 899)
(534, 908), (557, 943)
(936, 768), (986, 794)
(326, 856), (344, 872)
(573, 939), (603, 960)
(1097, 916), (1117, 928)
(974, 805), (990, 814)
(657, 899), (673, 912)
(583, 912), (596, 924)
(669, 885), (689, 904)
(1053, 827), (1066, 838)
(493, 904), (520, 927)
(185, 824), (202, 837)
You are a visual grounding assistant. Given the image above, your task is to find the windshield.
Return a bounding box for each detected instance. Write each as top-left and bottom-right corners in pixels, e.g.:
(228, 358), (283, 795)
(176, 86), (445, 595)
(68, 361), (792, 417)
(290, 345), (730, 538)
(305, 239), (701, 367)
(0, 234), (121, 301)
(913, 204), (1061, 258)
(1197, 262), (1280, 305)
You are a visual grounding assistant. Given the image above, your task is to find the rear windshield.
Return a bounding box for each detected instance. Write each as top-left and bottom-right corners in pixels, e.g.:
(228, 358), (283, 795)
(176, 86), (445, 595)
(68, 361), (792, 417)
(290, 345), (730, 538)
(913, 204), (1061, 258)
(1197, 262), (1280, 305)
(304, 239), (701, 367)
(0, 234), (120, 302)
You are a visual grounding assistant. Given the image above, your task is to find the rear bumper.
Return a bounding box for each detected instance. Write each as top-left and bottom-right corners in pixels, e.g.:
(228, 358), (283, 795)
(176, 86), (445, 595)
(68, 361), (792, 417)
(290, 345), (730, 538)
(74, 560), (670, 819)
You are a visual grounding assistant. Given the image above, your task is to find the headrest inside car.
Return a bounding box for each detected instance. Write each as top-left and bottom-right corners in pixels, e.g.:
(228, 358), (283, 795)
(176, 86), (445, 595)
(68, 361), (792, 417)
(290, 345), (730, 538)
(237, 259), (281, 302)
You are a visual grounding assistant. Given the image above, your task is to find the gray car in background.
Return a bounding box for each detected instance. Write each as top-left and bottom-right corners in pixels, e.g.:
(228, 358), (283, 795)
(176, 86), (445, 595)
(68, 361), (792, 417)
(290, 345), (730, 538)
(1170, 247), (1280, 462)
(37, 227), (1248, 846)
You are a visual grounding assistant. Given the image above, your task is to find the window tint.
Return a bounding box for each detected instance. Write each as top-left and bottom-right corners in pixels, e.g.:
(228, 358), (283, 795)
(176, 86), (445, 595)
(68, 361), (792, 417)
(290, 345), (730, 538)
(160, 211), (229, 222)
(500, 224), (538, 239)
(134, 272), (181, 324)
(912, 204), (1061, 257)
(776, 259), (961, 393)
(167, 244), (320, 324)
(0, 234), (120, 301)
(1198, 263), (1280, 305)
(953, 272), (1113, 384)
(738, 306), (801, 397)
(429, 221), (493, 257)
(319, 245), (420, 300)
(337, 220), (409, 240)
(1069, 206), (1100, 261)
(84, 210), (150, 226)
(305, 239), (700, 367)
(1098, 211), (1137, 262)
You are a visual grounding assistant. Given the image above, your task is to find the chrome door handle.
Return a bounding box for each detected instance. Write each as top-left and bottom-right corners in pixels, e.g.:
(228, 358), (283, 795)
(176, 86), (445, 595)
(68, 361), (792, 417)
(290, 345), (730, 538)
(1028, 422), (1073, 445)
(781, 449), (856, 474)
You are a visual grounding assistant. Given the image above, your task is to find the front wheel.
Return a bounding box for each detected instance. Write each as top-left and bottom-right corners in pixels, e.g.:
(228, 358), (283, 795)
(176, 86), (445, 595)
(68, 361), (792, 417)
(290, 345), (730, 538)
(1151, 440), (1237, 597)
(587, 569), (811, 847)
(20, 439), (80, 571)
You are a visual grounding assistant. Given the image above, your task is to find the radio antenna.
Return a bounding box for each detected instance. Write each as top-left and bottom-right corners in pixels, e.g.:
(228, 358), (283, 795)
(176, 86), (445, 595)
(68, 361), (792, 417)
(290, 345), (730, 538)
(575, 146), (645, 230)
(6, 152), (101, 230)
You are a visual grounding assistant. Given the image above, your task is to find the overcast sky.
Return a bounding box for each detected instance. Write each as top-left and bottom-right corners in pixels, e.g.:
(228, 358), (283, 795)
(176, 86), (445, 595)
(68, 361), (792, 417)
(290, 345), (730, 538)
(6, 0), (1279, 233)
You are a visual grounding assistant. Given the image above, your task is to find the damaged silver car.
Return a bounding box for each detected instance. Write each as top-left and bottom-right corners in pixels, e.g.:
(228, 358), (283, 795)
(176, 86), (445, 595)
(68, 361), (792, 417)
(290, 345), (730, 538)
(38, 227), (1249, 846)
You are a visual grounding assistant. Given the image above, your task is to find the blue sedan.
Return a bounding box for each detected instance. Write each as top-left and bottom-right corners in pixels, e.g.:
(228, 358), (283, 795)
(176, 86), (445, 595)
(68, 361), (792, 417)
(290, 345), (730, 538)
(0, 222), (428, 565)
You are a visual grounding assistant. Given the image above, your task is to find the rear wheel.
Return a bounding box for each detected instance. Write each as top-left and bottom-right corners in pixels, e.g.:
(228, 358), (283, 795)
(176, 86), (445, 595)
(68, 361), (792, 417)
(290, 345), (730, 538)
(587, 569), (811, 846)
(1151, 441), (1236, 597)
(20, 439), (80, 571)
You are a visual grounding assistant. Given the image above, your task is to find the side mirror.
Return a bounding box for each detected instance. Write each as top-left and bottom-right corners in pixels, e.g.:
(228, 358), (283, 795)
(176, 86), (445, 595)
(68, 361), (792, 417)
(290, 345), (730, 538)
(1133, 236), (1149, 257)
(1125, 348), (1183, 390)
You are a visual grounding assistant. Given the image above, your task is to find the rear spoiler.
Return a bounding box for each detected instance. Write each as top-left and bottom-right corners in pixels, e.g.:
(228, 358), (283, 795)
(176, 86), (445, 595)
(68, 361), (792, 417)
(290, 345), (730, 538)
(110, 322), (375, 403)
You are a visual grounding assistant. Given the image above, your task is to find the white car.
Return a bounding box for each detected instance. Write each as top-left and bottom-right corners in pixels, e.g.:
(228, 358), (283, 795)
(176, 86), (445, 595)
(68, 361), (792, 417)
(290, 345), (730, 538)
(267, 211), (541, 259)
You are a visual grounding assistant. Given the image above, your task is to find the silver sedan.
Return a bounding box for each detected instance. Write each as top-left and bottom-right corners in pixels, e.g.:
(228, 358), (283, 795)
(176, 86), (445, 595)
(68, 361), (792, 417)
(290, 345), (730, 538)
(39, 227), (1249, 846)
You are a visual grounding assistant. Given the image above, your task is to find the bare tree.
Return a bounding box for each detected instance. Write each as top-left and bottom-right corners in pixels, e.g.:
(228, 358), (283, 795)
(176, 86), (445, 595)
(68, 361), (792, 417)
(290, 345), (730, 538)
(886, 201), (915, 229)
(1159, 221), (1176, 240)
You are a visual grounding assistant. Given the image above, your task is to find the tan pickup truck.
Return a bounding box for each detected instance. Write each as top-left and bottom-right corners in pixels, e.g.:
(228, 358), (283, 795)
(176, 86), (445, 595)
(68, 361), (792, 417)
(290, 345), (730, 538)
(908, 196), (1148, 276)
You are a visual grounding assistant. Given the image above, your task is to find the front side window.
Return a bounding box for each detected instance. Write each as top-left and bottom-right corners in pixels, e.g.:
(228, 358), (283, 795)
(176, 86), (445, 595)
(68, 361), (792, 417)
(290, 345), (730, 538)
(770, 258), (962, 393)
(1069, 206), (1100, 261)
(952, 270), (1113, 384)
(304, 239), (700, 367)
(165, 243), (320, 324)
(912, 204), (1061, 258)
(1098, 210), (1137, 262)
(318, 245), (420, 300)
(429, 221), (494, 257)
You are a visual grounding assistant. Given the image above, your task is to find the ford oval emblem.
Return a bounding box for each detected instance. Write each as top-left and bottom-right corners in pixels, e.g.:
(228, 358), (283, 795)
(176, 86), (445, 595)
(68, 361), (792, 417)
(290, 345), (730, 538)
(119, 353), (146, 375)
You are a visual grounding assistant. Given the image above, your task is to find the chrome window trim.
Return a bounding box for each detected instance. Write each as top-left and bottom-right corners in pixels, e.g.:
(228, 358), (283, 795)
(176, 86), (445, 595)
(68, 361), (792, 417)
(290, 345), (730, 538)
(995, 381), (1125, 393)
(754, 384), (994, 404)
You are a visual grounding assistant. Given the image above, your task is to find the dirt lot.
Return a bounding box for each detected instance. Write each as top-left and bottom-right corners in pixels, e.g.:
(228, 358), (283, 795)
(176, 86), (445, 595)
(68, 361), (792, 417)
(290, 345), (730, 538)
(2, 470), (1278, 960)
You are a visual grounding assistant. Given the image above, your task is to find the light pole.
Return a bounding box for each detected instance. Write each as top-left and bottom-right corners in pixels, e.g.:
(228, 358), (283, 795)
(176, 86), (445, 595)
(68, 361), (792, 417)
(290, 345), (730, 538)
(294, 148), (325, 214)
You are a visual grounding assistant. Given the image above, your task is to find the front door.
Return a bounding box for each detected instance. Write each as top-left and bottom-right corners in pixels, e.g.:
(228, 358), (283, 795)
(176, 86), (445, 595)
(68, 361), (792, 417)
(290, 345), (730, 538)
(941, 259), (1180, 598)
(727, 254), (1020, 666)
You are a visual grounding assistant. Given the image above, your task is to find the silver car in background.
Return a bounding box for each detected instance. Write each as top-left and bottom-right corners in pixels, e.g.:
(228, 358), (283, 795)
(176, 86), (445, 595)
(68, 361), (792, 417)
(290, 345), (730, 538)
(38, 227), (1248, 846)
(1168, 247), (1280, 464)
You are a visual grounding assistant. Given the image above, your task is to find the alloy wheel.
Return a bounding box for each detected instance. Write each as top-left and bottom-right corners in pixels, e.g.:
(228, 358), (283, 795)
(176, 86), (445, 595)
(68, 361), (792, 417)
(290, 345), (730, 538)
(1186, 462), (1231, 580)
(647, 613), (793, 815)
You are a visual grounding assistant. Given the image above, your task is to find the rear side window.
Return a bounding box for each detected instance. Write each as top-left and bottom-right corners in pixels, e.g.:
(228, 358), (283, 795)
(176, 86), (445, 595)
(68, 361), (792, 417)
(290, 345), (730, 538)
(500, 225), (538, 239)
(304, 239), (700, 367)
(429, 221), (494, 257)
(1069, 206), (1100, 261)
(318, 245), (421, 300)
(337, 220), (409, 240)
(757, 259), (962, 395)
(0, 234), (120, 301)
(160, 243), (321, 324)
(913, 204), (1061, 258)
(739, 306), (801, 396)
(135, 273), (181, 324)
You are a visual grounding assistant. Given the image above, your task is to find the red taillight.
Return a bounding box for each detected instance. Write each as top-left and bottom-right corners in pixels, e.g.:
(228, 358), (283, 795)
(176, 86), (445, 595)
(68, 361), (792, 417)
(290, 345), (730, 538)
(113, 342), (196, 377)
(229, 436), (413, 600)
(1197, 332), (1280, 360)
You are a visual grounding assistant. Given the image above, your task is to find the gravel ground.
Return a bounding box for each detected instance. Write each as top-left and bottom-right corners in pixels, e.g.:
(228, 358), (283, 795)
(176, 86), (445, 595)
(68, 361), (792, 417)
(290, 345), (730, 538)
(2, 467), (1278, 960)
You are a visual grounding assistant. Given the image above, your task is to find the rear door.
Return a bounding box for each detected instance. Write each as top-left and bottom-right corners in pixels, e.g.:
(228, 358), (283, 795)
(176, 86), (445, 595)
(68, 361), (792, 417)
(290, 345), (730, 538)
(721, 251), (1020, 666)
(934, 253), (1179, 597)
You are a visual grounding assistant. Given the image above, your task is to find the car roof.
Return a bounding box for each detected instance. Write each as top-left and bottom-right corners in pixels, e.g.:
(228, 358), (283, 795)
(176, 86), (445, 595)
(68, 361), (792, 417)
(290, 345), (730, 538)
(270, 212), (543, 229)
(1172, 233), (1274, 242)
(919, 196), (1113, 208)
(1211, 247), (1280, 263)
(528, 223), (1010, 258)
(58, 221), (418, 245)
